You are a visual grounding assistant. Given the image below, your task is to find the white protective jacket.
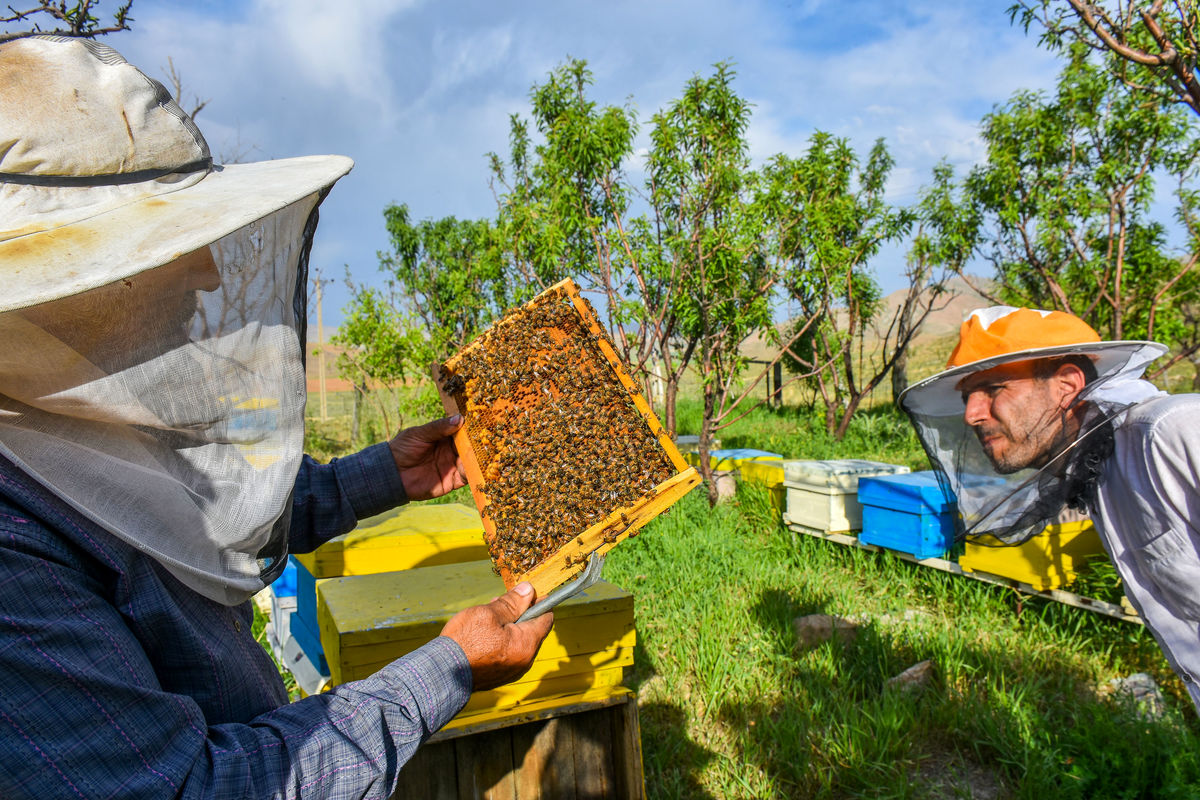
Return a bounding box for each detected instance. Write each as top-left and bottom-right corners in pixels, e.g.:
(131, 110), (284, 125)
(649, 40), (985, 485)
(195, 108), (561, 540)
(1090, 393), (1200, 711)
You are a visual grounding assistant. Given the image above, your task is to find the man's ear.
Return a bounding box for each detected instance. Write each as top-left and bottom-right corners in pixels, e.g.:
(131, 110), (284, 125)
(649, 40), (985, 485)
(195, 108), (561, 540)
(1052, 362), (1087, 409)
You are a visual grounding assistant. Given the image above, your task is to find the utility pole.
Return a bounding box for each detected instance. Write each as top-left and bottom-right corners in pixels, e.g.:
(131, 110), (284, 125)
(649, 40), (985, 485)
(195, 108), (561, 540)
(313, 270), (328, 421)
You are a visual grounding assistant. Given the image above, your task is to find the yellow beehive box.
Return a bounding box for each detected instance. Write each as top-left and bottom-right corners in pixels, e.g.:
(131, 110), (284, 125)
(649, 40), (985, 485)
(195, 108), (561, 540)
(739, 459), (786, 512)
(683, 448), (782, 472)
(959, 519), (1105, 591)
(317, 560), (636, 715)
(293, 503), (488, 578)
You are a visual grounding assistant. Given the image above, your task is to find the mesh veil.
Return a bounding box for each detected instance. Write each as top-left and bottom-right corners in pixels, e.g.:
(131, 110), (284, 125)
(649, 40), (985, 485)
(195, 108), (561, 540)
(0, 195), (319, 605)
(906, 347), (1166, 545)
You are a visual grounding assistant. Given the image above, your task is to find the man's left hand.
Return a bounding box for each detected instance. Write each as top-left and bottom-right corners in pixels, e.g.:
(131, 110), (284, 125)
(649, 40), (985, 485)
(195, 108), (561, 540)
(388, 415), (467, 500)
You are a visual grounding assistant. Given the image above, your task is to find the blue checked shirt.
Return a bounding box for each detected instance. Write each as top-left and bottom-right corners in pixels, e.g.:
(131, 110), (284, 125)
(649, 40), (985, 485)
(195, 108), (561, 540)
(0, 442), (472, 799)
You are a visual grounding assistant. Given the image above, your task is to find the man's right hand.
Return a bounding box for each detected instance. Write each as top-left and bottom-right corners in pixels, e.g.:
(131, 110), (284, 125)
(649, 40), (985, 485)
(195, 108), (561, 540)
(440, 582), (554, 691)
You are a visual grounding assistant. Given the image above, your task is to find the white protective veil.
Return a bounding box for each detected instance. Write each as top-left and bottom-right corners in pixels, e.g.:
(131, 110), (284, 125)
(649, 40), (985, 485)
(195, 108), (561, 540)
(899, 307), (1167, 545)
(0, 36), (352, 604)
(0, 198), (321, 604)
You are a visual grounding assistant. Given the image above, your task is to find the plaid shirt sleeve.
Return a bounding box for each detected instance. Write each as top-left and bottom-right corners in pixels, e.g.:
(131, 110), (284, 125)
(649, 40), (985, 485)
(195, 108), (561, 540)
(0, 450), (472, 800)
(0, 512), (472, 799)
(289, 442), (409, 554)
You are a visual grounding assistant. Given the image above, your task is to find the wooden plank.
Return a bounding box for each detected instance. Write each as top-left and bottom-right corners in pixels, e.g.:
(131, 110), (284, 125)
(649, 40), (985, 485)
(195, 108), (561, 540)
(511, 716), (577, 800)
(430, 689), (631, 743)
(609, 694), (645, 800)
(786, 522), (1142, 625)
(455, 727), (517, 800)
(408, 692), (645, 799)
(568, 706), (616, 799)
(393, 740), (457, 800)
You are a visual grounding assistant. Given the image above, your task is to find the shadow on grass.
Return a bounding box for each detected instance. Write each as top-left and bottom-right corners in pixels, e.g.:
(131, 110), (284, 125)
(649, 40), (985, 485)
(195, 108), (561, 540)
(638, 702), (718, 800)
(624, 625), (719, 799)
(721, 585), (1200, 799)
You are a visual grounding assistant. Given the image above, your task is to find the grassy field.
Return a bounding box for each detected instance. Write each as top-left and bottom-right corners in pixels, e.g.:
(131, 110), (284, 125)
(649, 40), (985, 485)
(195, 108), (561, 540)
(293, 388), (1200, 798)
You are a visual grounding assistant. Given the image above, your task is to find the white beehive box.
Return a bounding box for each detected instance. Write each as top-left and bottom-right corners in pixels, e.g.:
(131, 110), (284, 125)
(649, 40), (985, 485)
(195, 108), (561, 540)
(783, 459), (911, 533)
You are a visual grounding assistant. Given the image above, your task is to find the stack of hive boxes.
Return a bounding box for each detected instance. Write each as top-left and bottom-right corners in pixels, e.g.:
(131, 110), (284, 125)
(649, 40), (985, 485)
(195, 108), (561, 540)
(853, 470), (1108, 585)
(288, 503), (491, 677)
(277, 499), (637, 731)
(317, 560), (636, 731)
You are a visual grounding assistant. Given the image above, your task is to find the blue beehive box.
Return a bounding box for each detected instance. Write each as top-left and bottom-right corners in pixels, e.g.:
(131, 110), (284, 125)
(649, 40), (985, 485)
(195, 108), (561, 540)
(272, 558), (298, 597)
(290, 556), (331, 673)
(858, 471), (956, 559)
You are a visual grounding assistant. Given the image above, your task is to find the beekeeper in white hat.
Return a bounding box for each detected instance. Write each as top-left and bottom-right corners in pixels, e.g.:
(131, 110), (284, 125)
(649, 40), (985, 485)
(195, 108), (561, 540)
(900, 305), (1200, 712)
(0, 36), (550, 799)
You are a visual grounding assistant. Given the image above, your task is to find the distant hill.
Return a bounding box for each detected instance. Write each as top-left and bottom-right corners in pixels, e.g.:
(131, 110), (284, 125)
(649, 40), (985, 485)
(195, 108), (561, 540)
(739, 275), (993, 362)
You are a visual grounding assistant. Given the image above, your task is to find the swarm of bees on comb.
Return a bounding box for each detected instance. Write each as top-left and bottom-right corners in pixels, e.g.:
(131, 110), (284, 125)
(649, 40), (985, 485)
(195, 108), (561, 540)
(435, 279), (699, 595)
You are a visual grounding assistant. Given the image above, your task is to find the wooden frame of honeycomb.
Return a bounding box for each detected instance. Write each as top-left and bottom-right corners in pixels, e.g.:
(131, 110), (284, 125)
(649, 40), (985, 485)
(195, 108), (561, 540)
(433, 278), (700, 598)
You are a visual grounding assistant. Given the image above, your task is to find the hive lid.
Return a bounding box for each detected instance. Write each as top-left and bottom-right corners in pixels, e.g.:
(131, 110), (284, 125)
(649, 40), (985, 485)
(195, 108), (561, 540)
(857, 470), (955, 513)
(320, 559), (633, 647)
(353, 503), (484, 539)
(739, 459), (785, 487)
(783, 459), (911, 490)
(294, 503), (486, 577)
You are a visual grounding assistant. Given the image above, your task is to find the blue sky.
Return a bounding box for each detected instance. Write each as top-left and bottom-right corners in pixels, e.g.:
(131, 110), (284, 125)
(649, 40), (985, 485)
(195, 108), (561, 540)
(105, 0), (1063, 333)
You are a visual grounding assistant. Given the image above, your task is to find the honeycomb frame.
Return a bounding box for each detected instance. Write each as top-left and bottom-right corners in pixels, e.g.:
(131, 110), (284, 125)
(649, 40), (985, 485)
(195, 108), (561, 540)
(433, 278), (700, 598)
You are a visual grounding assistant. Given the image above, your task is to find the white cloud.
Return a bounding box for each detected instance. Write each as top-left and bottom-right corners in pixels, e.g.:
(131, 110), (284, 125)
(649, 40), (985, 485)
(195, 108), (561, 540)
(105, 0), (1064, 318)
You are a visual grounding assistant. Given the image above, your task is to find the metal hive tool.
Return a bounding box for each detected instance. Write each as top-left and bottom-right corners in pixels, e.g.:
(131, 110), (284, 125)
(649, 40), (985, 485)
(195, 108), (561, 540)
(433, 278), (700, 602)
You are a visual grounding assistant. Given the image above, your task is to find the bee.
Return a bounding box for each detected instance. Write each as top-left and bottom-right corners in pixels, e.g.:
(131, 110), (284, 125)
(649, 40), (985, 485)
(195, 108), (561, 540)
(442, 372), (466, 396)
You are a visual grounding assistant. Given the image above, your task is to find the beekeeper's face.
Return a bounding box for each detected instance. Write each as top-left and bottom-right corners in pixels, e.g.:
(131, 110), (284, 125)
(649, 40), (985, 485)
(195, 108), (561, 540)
(958, 359), (1086, 474)
(24, 247), (220, 371)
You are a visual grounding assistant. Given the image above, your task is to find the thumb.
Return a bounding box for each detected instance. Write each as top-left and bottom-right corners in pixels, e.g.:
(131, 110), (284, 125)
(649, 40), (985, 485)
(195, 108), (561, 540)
(403, 414), (463, 443)
(488, 581), (536, 624)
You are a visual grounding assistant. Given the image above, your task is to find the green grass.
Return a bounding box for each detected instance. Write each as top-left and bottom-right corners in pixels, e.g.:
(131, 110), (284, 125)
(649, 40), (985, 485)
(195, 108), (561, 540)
(606, 482), (1200, 798)
(285, 386), (1200, 798)
(673, 396), (929, 470)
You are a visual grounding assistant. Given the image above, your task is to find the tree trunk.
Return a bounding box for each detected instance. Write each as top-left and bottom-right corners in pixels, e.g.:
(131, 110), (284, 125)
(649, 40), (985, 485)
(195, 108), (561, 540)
(701, 384), (719, 507)
(891, 346), (910, 406)
(664, 378), (679, 438)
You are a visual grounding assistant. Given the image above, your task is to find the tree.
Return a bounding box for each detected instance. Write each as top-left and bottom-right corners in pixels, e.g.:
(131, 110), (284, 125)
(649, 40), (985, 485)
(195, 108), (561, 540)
(330, 286), (423, 437)
(1, 0), (132, 42)
(648, 64), (811, 502)
(378, 204), (506, 361)
(1013, 0), (1200, 117)
(892, 161), (981, 403)
(334, 206), (506, 435)
(762, 132), (913, 438)
(961, 49), (1196, 346)
(488, 60), (694, 428)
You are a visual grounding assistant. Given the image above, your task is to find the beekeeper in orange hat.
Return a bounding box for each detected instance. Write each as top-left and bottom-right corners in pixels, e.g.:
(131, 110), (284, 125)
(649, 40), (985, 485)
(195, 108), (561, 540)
(0, 35), (550, 798)
(899, 306), (1200, 711)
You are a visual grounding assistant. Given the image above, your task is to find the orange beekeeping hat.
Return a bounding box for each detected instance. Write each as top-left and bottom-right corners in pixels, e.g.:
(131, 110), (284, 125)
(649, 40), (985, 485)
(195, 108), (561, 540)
(946, 307), (1101, 367)
(899, 306), (1165, 416)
